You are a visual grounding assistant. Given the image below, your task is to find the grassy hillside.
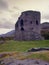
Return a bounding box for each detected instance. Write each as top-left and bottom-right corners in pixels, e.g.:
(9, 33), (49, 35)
(0, 40), (49, 52)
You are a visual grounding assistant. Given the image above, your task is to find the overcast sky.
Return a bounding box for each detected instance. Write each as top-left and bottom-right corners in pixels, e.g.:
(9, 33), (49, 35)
(0, 0), (49, 34)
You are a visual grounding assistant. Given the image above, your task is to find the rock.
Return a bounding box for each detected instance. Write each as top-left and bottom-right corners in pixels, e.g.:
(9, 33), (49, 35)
(0, 58), (49, 65)
(34, 60), (40, 64)
(28, 47), (49, 52)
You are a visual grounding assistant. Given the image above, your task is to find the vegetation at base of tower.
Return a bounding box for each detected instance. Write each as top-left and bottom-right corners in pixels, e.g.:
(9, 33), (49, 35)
(0, 40), (49, 52)
(41, 30), (49, 40)
(0, 37), (14, 41)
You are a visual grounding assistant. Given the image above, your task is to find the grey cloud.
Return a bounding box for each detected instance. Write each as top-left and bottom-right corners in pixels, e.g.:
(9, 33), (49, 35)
(0, 0), (8, 10)
(8, 6), (21, 13)
(0, 19), (15, 29)
(13, 6), (23, 12)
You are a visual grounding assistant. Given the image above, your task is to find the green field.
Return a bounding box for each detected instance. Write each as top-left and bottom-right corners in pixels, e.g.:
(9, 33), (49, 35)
(0, 40), (49, 62)
(0, 40), (49, 52)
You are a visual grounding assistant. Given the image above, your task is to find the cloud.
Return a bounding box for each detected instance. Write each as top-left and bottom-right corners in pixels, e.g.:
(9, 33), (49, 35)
(0, 0), (8, 10)
(0, 19), (15, 29)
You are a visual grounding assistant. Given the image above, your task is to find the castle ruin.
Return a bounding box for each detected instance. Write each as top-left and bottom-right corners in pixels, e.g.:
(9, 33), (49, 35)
(15, 10), (43, 40)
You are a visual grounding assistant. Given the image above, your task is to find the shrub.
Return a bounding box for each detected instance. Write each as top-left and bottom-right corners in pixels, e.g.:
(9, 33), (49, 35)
(41, 30), (49, 40)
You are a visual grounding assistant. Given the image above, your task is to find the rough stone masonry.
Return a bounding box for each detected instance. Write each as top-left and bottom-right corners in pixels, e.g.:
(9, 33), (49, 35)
(15, 10), (43, 40)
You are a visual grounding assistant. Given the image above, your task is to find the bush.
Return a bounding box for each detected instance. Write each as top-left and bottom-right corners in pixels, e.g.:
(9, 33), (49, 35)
(0, 37), (14, 41)
(41, 30), (49, 40)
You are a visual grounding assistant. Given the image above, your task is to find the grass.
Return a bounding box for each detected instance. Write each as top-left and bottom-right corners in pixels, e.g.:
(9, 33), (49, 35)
(0, 51), (49, 62)
(0, 40), (49, 52)
(28, 51), (49, 62)
(0, 40), (49, 62)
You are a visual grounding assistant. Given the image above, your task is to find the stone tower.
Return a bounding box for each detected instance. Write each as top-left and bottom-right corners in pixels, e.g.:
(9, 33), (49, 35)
(15, 10), (43, 40)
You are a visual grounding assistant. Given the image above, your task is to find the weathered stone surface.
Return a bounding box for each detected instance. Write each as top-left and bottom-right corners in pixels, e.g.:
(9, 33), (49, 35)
(15, 10), (43, 40)
(0, 58), (49, 65)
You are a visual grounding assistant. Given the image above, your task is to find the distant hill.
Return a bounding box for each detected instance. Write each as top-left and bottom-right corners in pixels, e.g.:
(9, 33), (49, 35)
(0, 30), (15, 37)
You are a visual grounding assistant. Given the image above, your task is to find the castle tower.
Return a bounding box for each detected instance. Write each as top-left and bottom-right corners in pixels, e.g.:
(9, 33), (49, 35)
(15, 10), (43, 40)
